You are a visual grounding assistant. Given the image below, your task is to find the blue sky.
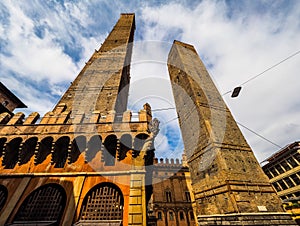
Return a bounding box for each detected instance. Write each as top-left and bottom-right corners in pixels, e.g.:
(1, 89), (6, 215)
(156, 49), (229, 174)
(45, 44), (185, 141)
(0, 0), (300, 162)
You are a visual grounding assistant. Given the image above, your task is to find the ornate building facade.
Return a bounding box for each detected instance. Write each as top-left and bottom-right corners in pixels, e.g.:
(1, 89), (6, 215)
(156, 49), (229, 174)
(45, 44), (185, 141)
(0, 13), (297, 226)
(262, 141), (300, 224)
(151, 156), (197, 226)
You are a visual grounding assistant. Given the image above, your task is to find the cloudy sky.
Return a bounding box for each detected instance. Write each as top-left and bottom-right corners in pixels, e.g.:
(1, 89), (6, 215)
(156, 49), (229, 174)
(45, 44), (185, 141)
(0, 0), (299, 163)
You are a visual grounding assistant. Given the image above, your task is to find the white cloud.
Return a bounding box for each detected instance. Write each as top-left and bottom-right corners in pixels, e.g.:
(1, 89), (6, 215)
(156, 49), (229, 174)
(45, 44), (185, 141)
(138, 1), (300, 161)
(1, 0), (299, 163)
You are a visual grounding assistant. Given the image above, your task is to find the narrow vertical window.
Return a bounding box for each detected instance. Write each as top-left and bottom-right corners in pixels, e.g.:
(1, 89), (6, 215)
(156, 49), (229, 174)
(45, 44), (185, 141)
(179, 211), (185, 220)
(185, 191), (191, 202)
(166, 191), (172, 202)
(169, 211), (174, 221)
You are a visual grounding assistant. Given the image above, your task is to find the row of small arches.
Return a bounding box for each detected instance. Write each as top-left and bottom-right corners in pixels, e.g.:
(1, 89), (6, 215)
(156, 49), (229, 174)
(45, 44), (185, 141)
(156, 208), (195, 223)
(0, 182), (124, 224)
(0, 133), (149, 169)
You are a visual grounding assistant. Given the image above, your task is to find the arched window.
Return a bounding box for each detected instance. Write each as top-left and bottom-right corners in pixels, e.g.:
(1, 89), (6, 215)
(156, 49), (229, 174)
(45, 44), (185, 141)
(69, 136), (86, 163)
(103, 135), (117, 166)
(86, 135), (102, 162)
(35, 136), (53, 165)
(79, 182), (124, 222)
(52, 136), (70, 168)
(169, 211), (175, 221)
(19, 137), (38, 165)
(0, 184), (8, 212)
(3, 137), (22, 169)
(179, 211), (185, 221)
(157, 210), (163, 221)
(13, 183), (66, 225)
(118, 134), (132, 161)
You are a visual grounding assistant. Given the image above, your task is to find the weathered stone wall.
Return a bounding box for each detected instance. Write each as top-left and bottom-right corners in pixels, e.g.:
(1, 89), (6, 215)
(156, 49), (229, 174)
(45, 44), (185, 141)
(167, 40), (284, 216)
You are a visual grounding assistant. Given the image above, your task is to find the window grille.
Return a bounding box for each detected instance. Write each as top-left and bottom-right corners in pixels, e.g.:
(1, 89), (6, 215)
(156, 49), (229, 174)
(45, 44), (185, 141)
(0, 185), (8, 212)
(13, 183), (66, 224)
(79, 183), (124, 221)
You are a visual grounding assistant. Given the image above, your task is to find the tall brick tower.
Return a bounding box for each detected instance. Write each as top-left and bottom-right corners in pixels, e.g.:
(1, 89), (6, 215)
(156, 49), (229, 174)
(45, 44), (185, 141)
(167, 41), (296, 225)
(0, 14), (157, 226)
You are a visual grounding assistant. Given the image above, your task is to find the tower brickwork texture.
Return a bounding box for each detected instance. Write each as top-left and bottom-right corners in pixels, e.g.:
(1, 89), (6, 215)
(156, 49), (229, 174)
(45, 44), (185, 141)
(167, 40), (296, 225)
(0, 14), (156, 226)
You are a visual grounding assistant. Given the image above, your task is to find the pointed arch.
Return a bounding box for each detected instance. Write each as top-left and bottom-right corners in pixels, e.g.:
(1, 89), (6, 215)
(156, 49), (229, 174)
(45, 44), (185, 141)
(35, 136), (53, 165)
(13, 183), (66, 225)
(52, 136), (70, 168)
(19, 137), (38, 165)
(69, 136), (86, 163)
(103, 135), (117, 166)
(79, 182), (124, 222)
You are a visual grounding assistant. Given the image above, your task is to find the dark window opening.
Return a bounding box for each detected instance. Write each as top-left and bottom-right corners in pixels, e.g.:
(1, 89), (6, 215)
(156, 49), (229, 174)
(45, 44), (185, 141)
(157, 211), (162, 220)
(103, 135), (117, 166)
(281, 161), (291, 171)
(185, 191), (191, 202)
(287, 157), (298, 167)
(278, 180), (288, 190)
(69, 136), (86, 164)
(169, 211), (174, 221)
(190, 211), (195, 221)
(35, 137), (53, 165)
(291, 174), (300, 185)
(272, 182), (282, 192)
(265, 170), (273, 179)
(19, 137), (38, 165)
(270, 167), (278, 177)
(284, 177), (295, 188)
(275, 164), (284, 174)
(179, 211), (185, 220)
(52, 136), (70, 168)
(166, 191), (172, 202)
(3, 137), (22, 169)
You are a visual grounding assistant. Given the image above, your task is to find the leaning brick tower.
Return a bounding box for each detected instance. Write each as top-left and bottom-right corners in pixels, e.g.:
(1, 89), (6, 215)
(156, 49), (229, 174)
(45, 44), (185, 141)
(0, 14), (157, 226)
(167, 40), (296, 225)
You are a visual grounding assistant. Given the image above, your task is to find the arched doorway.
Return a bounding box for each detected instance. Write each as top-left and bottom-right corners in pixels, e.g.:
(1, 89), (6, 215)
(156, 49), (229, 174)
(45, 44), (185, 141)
(78, 182), (124, 225)
(12, 183), (66, 225)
